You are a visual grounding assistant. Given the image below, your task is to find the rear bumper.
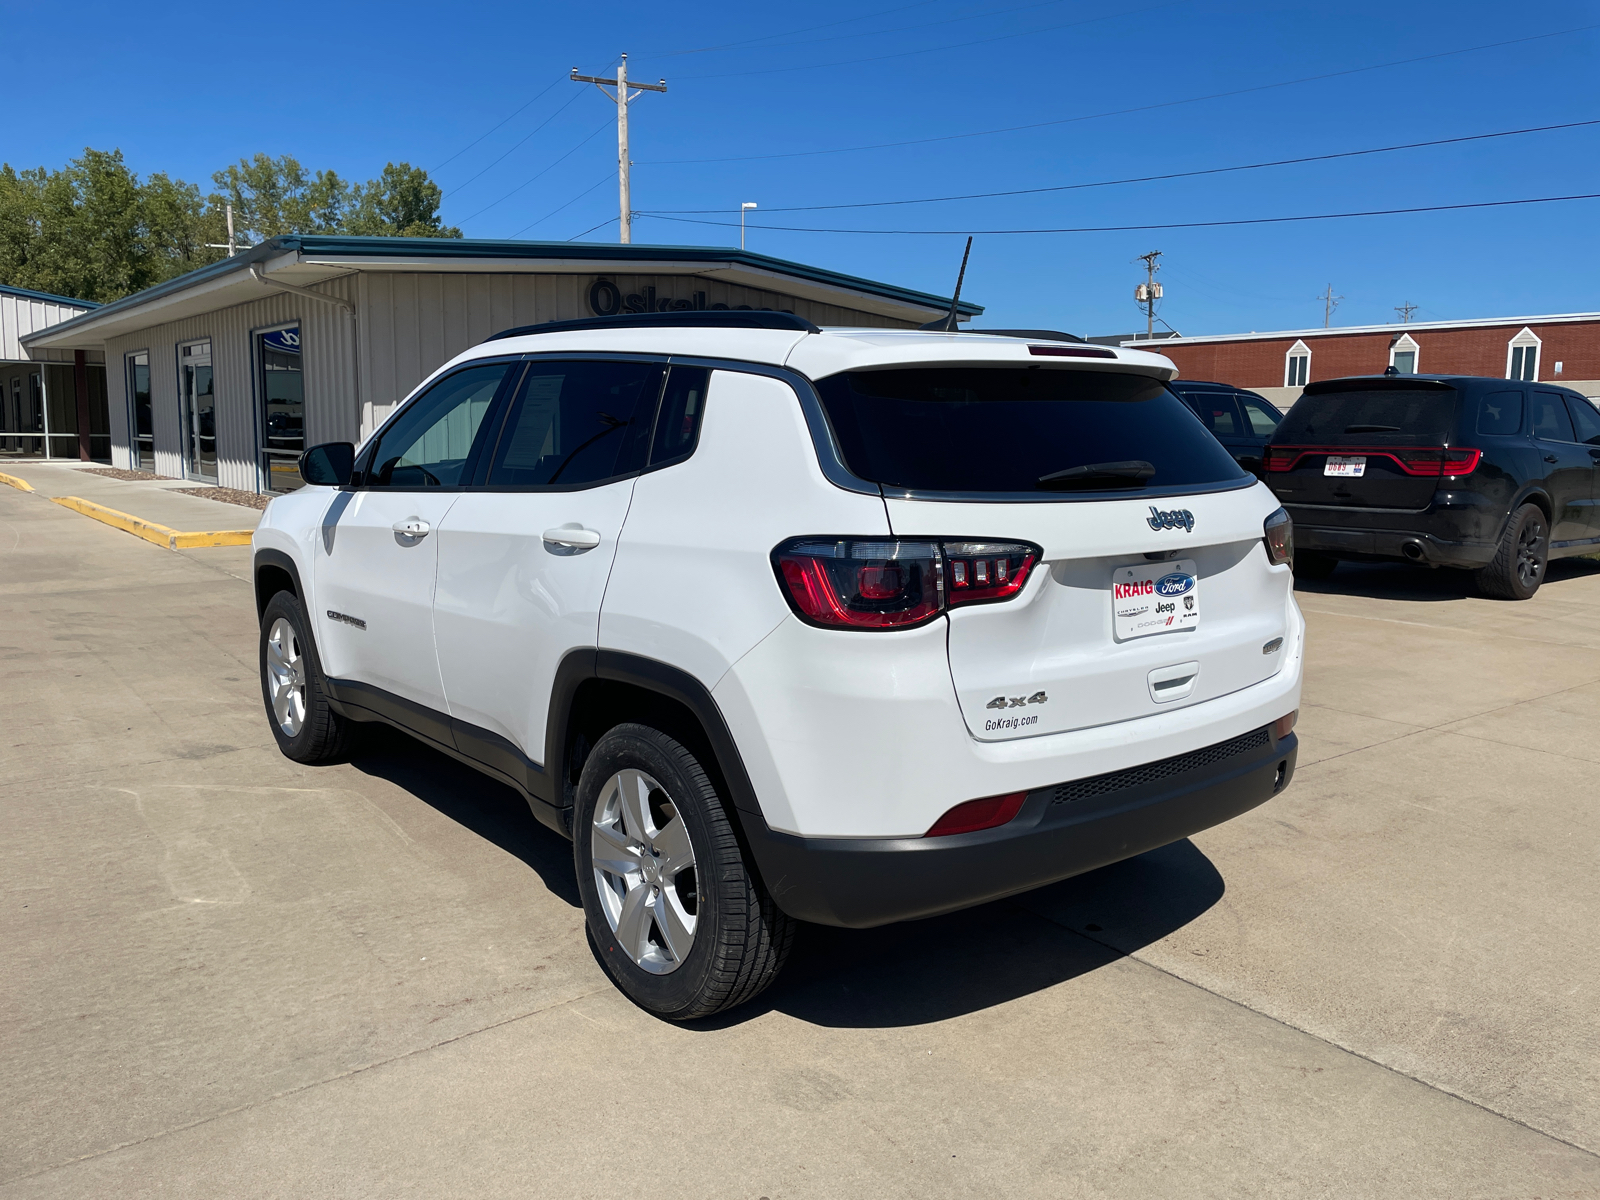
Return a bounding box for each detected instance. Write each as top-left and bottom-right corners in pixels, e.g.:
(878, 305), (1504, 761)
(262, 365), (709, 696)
(740, 727), (1297, 928)
(1295, 524), (1496, 567)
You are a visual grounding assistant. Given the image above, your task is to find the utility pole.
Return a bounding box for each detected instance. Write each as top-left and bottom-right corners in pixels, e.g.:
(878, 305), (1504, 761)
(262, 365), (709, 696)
(1320, 284), (1343, 327)
(1134, 250), (1163, 339)
(1395, 301), (1418, 323)
(571, 55), (667, 245)
(205, 203), (245, 257)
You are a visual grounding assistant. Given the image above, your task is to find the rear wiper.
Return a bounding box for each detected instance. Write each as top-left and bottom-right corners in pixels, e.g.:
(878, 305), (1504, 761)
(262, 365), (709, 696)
(1037, 460), (1155, 490)
(1344, 424), (1401, 433)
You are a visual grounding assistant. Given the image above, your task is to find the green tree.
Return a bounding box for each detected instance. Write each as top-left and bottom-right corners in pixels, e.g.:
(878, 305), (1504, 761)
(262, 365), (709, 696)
(348, 162), (462, 238)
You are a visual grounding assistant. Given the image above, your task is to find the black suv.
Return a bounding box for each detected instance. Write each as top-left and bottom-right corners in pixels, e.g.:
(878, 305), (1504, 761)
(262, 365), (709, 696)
(1266, 375), (1600, 599)
(1169, 380), (1283, 478)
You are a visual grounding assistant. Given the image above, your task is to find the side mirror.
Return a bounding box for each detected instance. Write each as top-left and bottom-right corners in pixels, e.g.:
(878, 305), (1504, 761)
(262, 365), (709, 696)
(299, 441), (355, 487)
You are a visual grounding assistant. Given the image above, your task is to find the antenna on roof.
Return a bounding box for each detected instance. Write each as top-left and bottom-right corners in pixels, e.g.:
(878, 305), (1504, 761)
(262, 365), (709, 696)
(935, 236), (972, 333)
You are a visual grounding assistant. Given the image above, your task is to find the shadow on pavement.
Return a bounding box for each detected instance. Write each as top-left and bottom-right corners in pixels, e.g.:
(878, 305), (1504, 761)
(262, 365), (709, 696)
(701, 838), (1224, 1030)
(345, 722), (1225, 1029)
(1292, 555), (1600, 603)
(346, 722), (582, 908)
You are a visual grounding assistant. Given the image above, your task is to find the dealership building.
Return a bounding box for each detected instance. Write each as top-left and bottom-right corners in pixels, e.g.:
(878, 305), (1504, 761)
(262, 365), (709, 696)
(1126, 312), (1600, 408)
(18, 236), (980, 493)
(1, 283), (107, 460)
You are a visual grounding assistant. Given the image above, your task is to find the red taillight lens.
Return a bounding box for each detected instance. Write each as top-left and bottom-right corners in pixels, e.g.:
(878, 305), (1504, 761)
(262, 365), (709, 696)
(1265, 446), (1299, 472)
(1265, 446), (1480, 476)
(943, 541), (1038, 606)
(775, 540), (944, 629)
(773, 538), (1040, 630)
(1263, 507), (1293, 566)
(925, 790), (1028, 837)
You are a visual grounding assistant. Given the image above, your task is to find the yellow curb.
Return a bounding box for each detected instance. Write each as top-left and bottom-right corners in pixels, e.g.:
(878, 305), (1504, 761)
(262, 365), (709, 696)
(0, 471), (35, 492)
(49, 496), (254, 551)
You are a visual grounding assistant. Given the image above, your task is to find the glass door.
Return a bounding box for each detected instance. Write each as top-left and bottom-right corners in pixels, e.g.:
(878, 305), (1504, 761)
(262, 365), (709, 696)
(179, 340), (216, 483)
(256, 326), (304, 492)
(127, 352), (153, 471)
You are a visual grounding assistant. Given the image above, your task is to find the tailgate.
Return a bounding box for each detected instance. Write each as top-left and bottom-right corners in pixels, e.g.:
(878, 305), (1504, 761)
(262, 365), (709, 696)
(885, 485), (1292, 740)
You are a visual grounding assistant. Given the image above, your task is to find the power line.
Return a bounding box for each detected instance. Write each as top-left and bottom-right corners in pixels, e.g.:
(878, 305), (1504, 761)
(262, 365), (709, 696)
(430, 75), (566, 173)
(638, 23), (1600, 163)
(568, 215), (619, 241)
(676, 0), (1186, 80)
(645, 0), (945, 58)
(455, 119), (615, 225)
(444, 86), (590, 196)
(509, 173), (616, 238)
(640, 119), (1600, 215)
(636, 192), (1600, 236)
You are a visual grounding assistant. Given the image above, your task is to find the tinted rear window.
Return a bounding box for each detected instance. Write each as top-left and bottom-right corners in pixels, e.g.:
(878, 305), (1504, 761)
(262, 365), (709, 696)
(815, 368), (1247, 495)
(1276, 385), (1459, 445)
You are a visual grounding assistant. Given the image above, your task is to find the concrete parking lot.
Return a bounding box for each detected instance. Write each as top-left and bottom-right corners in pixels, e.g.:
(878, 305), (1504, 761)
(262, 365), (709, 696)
(4, 476), (1600, 1198)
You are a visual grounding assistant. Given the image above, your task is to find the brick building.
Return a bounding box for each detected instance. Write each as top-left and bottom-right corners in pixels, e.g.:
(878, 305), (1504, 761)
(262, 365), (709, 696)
(1124, 313), (1600, 409)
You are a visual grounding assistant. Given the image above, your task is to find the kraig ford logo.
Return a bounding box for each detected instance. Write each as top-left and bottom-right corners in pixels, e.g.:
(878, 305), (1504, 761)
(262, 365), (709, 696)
(1154, 572), (1195, 597)
(1147, 507), (1195, 532)
(1114, 578), (1154, 600)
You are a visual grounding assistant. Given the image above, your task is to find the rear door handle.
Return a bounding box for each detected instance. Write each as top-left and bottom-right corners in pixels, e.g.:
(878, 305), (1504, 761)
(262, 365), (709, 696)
(392, 518), (430, 539)
(542, 526), (601, 550)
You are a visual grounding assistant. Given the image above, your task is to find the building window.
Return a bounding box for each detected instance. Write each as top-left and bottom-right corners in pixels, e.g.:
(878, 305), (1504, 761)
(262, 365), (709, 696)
(1390, 333), (1419, 375)
(1284, 340), (1311, 387)
(126, 352), (153, 471)
(257, 325), (304, 493)
(1507, 328), (1540, 382)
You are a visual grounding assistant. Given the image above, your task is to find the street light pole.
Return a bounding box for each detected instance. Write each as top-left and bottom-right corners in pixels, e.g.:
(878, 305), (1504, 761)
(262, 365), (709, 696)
(740, 202), (757, 250)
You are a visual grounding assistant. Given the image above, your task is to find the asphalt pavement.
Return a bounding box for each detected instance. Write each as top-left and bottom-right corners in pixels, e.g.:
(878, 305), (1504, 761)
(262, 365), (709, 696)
(3, 480), (1599, 1198)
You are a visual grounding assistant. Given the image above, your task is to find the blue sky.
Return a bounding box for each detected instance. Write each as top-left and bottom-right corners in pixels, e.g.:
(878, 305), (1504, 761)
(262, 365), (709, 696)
(9, 0), (1598, 334)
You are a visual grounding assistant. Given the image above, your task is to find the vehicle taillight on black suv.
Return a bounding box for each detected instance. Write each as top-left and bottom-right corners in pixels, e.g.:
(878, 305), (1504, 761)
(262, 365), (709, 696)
(1265, 446), (1481, 476)
(772, 538), (1040, 630)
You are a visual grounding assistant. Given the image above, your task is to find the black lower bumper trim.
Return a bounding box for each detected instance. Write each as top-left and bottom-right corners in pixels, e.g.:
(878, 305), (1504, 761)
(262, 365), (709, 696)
(739, 729), (1297, 929)
(1293, 523), (1495, 568)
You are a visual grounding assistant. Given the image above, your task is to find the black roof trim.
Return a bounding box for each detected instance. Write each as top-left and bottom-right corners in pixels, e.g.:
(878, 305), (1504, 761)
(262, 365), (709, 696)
(486, 311), (821, 341)
(1303, 375), (1461, 394)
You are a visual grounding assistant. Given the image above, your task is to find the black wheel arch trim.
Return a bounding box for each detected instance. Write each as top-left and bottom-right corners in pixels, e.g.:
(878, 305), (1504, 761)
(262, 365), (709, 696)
(253, 548), (305, 617)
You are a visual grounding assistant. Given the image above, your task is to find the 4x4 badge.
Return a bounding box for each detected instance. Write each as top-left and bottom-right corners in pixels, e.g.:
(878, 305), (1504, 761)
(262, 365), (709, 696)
(1147, 506), (1195, 532)
(986, 692), (1048, 710)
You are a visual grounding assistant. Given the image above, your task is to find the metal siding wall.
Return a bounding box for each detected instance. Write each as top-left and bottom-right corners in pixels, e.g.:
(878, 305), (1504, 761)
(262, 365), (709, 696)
(99, 276), (357, 486)
(2, 294), (95, 360)
(352, 270), (913, 437)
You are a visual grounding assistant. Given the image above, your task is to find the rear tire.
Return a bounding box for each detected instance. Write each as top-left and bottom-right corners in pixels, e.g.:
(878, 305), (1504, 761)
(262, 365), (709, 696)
(573, 723), (794, 1021)
(1292, 550), (1338, 580)
(1475, 504), (1548, 600)
(259, 590), (352, 763)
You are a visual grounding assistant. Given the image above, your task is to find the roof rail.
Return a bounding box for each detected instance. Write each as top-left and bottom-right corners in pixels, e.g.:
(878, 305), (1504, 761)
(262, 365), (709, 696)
(486, 310), (822, 341)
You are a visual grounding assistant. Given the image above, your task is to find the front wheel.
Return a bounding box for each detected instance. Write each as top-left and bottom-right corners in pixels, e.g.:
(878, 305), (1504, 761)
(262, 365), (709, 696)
(1476, 504), (1547, 600)
(259, 590), (352, 763)
(573, 723), (794, 1020)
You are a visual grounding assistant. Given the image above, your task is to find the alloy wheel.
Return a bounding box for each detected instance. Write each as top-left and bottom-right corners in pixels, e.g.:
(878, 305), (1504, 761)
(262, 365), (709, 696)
(590, 768), (699, 975)
(265, 617), (307, 737)
(1516, 515), (1547, 589)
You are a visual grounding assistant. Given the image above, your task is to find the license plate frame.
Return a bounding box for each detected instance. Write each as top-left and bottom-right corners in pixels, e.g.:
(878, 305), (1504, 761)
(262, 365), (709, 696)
(1324, 455), (1367, 477)
(1112, 559), (1199, 641)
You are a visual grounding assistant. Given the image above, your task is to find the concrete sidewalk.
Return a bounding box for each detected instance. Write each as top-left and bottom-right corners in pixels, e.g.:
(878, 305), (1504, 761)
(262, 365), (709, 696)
(0, 461), (263, 534)
(3, 483), (1599, 1197)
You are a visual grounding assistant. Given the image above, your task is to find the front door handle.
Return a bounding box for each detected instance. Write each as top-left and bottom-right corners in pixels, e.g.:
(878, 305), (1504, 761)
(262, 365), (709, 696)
(542, 526), (602, 550)
(1544, 454), (1560, 464)
(392, 518), (430, 539)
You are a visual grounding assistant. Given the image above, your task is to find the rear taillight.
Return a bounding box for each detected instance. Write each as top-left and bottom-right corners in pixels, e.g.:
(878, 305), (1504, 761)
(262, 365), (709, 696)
(925, 790), (1028, 837)
(1265, 446), (1481, 476)
(1271, 710), (1298, 741)
(1263, 507), (1293, 566)
(772, 538), (1040, 630)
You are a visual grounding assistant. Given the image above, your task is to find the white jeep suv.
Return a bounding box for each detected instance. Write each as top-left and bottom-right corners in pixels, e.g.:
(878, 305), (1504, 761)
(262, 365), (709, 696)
(253, 311), (1302, 1020)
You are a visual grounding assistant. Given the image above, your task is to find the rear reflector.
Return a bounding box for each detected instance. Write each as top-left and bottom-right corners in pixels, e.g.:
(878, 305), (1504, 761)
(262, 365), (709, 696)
(925, 791), (1028, 837)
(1271, 710), (1298, 741)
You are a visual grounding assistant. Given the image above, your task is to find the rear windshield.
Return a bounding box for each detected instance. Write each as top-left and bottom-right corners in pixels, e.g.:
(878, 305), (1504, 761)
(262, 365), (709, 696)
(815, 368), (1248, 496)
(1276, 385), (1459, 445)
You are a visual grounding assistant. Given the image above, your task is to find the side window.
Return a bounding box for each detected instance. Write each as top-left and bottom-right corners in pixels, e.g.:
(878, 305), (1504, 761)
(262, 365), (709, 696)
(1239, 395), (1281, 436)
(487, 360), (664, 488)
(1189, 394), (1244, 437)
(1477, 390), (1524, 436)
(367, 363), (512, 488)
(1565, 395), (1600, 446)
(1530, 391), (1575, 443)
(650, 366), (711, 465)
